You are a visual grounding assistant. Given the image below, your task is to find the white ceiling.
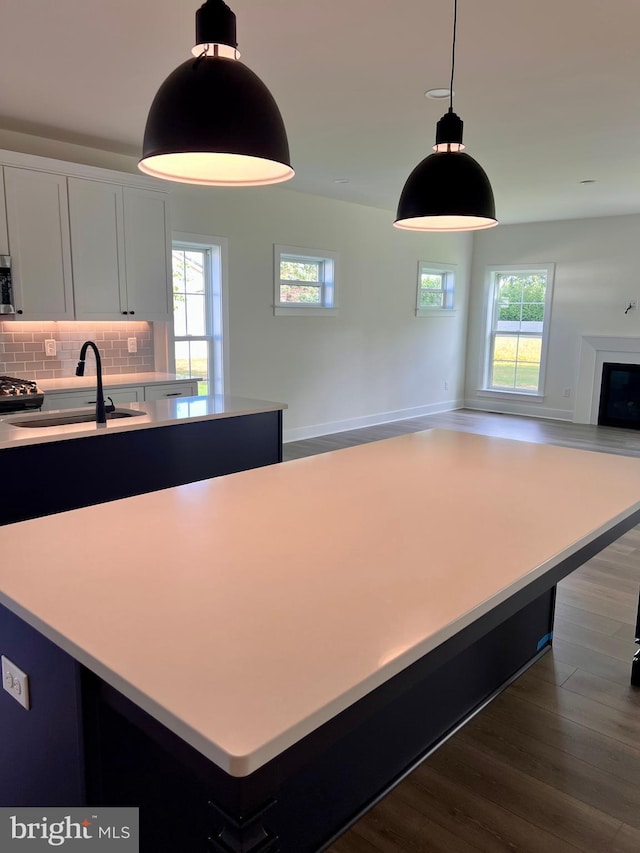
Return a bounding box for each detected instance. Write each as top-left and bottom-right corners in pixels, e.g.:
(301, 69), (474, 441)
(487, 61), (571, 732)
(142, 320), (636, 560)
(1, 0), (639, 224)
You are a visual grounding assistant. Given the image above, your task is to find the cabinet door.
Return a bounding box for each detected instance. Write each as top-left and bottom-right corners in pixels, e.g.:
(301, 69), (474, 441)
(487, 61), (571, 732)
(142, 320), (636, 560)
(42, 386), (143, 411)
(123, 187), (172, 321)
(0, 170), (9, 255)
(144, 381), (198, 401)
(4, 168), (74, 319)
(68, 178), (128, 320)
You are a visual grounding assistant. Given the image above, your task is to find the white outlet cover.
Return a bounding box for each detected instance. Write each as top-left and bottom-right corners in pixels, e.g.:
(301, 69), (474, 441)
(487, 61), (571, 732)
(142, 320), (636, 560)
(127, 337), (137, 353)
(1, 655), (30, 710)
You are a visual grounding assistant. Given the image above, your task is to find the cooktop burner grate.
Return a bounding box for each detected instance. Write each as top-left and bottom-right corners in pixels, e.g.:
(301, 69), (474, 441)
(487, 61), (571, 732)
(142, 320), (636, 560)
(0, 375), (45, 413)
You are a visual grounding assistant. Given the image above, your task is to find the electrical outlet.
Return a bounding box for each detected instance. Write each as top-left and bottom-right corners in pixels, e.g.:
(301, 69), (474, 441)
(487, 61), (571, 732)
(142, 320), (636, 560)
(630, 300), (638, 310)
(44, 339), (56, 357)
(2, 655), (30, 710)
(444, 380), (449, 391)
(563, 388), (571, 398)
(127, 337), (137, 354)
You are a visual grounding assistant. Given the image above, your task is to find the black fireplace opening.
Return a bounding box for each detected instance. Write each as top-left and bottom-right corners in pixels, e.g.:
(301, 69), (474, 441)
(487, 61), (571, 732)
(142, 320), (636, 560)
(598, 362), (640, 429)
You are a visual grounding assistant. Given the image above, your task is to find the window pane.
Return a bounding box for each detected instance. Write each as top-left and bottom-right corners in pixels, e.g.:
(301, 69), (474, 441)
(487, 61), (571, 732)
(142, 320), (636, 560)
(174, 339), (210, 394)
(173, 297), (187, 337)
(280, 260), (321, 282)
(186, 294), (206, 336)
(517, 337), (542, 363)
(172, 250), (186, 292)
(521, 302), (544, 335)
(522, 275), (546, 303)
(492, 335), (542, 391)
(420, 291), (444, 308)
(497, 301), (521, 322)
(493, 335), (518, 361)
(185, 251), (205, 293)
(515, 363), (541, 391)
(190, 340), (209, 394)
(279, 284), (322, 304)
(174, 341), (190, 379)
(491, 361), (516, 388)
(496, 275), (523, 303)
(420, 274), (443, 291)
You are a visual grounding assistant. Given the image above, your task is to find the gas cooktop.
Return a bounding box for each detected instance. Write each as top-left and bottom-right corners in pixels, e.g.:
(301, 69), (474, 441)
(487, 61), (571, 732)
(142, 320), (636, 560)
(0, 376), (45, 413)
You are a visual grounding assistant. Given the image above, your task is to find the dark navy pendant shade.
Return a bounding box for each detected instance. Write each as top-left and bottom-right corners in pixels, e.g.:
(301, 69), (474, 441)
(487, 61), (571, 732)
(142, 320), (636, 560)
(394, 0), (498, 232)
(138, 0), (294, 186)
(139, 56), (293, 185)
(395, 150), (497, 231)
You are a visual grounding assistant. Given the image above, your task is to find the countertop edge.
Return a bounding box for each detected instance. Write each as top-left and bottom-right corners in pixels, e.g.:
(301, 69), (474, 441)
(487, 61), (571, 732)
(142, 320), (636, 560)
(0, 396), (287, 450)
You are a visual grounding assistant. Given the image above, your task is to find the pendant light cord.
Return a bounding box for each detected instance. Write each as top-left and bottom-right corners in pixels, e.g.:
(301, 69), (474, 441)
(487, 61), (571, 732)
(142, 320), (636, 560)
(449, 0), (457, 113)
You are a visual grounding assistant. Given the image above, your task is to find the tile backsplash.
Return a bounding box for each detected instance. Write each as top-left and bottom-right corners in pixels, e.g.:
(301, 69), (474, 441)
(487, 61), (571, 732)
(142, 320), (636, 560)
(0, 321), (154, 380)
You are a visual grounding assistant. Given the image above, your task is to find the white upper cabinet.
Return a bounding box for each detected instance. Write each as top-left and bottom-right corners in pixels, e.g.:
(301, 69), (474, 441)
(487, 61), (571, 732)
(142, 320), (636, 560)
(122, 187), (172, 322)
(0, 170), (9, 256)
(0, 150), (172, 322)
(69, 179), (171, 322)
(4, 167), (75, 320)
(68, 178), (127, 320)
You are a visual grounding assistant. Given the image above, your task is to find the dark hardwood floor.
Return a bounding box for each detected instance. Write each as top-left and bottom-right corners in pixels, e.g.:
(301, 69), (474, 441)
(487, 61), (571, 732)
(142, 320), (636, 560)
(284, 410), (640, 853)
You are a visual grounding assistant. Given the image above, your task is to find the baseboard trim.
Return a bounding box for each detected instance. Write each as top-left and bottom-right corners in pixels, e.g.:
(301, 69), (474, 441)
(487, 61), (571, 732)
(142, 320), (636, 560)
(463, 398), (572, 421)
(283, 401), (464, 443)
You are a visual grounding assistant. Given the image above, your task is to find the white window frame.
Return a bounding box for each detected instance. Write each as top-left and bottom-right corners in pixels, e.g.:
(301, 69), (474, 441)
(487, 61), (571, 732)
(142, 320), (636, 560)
(479, 263), (555, 400)
(416, 262), (457, 316)
(274, 244), (338, 316)
(170, 232), (230, 397)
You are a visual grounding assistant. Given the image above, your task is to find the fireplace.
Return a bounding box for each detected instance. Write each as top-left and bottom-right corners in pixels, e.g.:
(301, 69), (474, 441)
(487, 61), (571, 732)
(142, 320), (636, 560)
(598, 362), (640, 429)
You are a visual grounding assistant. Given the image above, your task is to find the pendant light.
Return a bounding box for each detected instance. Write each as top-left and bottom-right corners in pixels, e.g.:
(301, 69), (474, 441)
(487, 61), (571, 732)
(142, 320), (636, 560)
(394, 0), (497, 232)
(139, 0), (294, 186)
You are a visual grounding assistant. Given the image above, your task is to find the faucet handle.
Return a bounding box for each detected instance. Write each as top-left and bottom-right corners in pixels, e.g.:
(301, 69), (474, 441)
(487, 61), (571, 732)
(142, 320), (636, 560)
(104, 396), (116, 414)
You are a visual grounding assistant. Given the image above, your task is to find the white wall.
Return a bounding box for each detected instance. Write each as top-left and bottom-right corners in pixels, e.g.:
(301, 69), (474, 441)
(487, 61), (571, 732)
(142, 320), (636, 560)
(0, 133), (473, 439)
(170, 185), (473, 439)
(465, 214), (640, 421)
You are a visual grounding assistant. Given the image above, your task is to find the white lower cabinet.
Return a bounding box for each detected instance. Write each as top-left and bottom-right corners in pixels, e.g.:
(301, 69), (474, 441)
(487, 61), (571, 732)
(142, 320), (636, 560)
(42, 380), (198, 411)
(42, 387), (143, 411)
(144, 382), (198, 401)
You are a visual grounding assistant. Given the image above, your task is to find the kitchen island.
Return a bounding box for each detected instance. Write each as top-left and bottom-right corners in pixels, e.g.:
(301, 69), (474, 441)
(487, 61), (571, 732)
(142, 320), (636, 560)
(1, 430), (640, 851)
(0, 395), (286, 525)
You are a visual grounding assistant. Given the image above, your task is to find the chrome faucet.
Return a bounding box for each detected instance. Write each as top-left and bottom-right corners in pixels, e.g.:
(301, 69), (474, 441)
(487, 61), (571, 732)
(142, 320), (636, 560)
(75, 340), (111, 426)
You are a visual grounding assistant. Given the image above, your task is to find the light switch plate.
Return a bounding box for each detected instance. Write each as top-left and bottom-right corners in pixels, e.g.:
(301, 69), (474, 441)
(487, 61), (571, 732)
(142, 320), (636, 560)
(2, 655), (30, 710)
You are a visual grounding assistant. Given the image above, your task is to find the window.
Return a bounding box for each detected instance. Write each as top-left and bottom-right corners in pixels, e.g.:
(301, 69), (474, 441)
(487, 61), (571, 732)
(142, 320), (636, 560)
(483, 264), (555, 396)
(171, 234), (228, 396)
(274, 245), (337, 316)
(416, 263), (456, 315)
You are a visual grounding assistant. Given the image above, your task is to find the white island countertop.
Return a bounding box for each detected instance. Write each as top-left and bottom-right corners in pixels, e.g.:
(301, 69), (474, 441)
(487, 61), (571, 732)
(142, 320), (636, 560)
(0, 395), (286, 450)
(0, 430), (639, 777)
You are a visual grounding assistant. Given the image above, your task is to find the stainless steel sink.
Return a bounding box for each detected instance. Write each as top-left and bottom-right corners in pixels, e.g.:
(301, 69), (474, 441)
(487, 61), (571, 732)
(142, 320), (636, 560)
(5, 408), (145, 428)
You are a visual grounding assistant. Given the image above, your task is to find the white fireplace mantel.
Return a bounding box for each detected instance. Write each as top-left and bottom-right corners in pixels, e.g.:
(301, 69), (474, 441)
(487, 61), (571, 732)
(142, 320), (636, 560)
(574, 335), (640, 424)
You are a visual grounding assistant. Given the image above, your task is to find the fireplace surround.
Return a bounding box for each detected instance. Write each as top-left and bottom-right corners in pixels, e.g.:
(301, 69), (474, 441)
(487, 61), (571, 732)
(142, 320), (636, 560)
(574, 336), (640, 424)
